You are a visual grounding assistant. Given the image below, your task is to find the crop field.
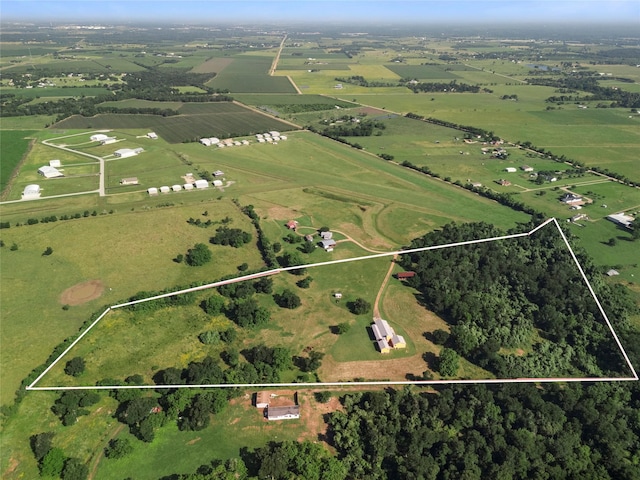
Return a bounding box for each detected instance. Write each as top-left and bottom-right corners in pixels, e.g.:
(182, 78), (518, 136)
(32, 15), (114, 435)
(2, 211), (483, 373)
(3, 57), (146, 75)
(0, 86), (111, 98)
(385, 64), (462, 79)
(206, 54), (298, 93)
(190, 56), (234, 74)
(50, 104), (296, 143)
(0, 130), (34, 194)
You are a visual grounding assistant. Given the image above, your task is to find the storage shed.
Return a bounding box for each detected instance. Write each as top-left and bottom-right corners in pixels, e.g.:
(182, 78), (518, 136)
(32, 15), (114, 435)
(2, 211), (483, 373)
(194, 179), (209, 189)
(147, 187), (158, 195)
(171, 184), (182, 192)
(159, 186), (171, 194)
(22, 184), (41, 199)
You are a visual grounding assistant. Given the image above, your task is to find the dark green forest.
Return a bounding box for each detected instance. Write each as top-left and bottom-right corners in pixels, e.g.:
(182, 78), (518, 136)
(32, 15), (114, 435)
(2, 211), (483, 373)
(398, 221), (636, 379)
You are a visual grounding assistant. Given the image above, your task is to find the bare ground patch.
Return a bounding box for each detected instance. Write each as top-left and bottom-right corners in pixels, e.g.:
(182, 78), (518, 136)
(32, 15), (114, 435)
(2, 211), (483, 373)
(59, 279), (105, 306)
(191, 57), (234, 74)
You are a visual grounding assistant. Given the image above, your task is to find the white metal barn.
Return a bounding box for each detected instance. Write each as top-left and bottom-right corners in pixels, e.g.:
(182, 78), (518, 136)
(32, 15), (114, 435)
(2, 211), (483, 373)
(172, 185), (182, 192)
(194, 179), (209, 189)
(90, 134), (109, 142)
(147, 187), (159, 195)
(160, 186), (171, 194)
(22, 184), (41, 199)
(37, 166), (63, 178)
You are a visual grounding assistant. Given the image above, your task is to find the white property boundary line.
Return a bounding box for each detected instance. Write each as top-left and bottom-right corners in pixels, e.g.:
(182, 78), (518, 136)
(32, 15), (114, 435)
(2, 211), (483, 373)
(27, 218), (637, 391)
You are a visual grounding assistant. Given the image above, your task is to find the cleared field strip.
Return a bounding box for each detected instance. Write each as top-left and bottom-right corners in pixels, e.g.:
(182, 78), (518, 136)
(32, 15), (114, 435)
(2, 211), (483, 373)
(27, 218), (637, 392)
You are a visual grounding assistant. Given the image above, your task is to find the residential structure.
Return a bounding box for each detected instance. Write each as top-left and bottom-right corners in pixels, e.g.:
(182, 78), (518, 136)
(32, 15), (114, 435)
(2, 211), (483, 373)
(560, 193), (583, 205)
(321, 239), (337, 250)
(371, 318), (406, 354)
(286, 220), (299, 230)
(267, 405), (300, 421)
(320, 231), (333, 240)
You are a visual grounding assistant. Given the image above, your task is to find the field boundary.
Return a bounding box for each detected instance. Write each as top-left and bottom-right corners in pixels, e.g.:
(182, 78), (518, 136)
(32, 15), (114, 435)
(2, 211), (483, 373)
(26, 218), (638, 391)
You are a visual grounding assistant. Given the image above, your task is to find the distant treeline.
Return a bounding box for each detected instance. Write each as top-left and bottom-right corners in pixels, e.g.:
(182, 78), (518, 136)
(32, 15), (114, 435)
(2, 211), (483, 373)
(527, 75), (640, 108)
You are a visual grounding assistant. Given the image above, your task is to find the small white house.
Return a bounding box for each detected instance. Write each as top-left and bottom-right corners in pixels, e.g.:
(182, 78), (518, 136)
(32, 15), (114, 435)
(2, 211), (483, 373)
(194, 179), (209, 189)
(147, 187), (159, 195)
(333, 292), (343, 299)
(504, 167), (517, 173)
(171, 184), (182, 192)
(49, 159), (61, 168)
(160, 186), (171, 194)
(147, 132), (158, 139)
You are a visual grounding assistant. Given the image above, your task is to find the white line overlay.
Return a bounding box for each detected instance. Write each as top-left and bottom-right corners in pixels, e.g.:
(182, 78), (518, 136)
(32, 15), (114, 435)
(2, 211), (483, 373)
(27, 218), (637, 391)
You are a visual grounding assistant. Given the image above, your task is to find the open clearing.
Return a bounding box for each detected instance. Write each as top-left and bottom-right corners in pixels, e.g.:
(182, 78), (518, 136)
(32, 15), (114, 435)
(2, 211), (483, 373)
(59, 280), (105, 306)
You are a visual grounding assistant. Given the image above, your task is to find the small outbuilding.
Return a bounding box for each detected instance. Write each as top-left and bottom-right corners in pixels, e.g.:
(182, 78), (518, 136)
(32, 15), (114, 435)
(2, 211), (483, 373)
(38, 166), (63, 178)
(320, 231), (333, 240)
(114, 148), (143, 158)
(22, 184), (41, 199)
(183, 183), (194, 190)
(396, 271), (416, 280)
(100, 137), (117, 145)
(504, 167), (517, 173)
(212, 180), (223, 187)
(90, 133), (109, 142)
(255, 391), (272, 409)
(159, 186), (171, 194)
(213, 170), (225, 177)
(521, 165), (534, 172)
(194, 179), (209, 189)
(606, 213), (634, 229)
(286, 220), (299, 230)
(120, 177), (139, 185)
(147, 132), (158, 139)
(147, 187), (158, 195)
(49, 159), (61, 168)
(172, 184), (182, 192)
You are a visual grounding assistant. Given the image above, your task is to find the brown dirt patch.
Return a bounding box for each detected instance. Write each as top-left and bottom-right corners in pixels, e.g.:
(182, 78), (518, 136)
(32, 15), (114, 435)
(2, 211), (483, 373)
(4, 457), (19, 476)
(187, 437), (201, 445)
(265, 206), (302, 221)
(191, 57), (234, 74)
(297, 391), (343, 443)
(60, 279), (105, 306)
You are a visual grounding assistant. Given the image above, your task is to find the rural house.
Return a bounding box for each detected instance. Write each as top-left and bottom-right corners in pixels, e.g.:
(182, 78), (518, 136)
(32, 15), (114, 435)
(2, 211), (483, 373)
(286, 220), (299, 230)
(371, 318), (406, 353)
(560, 193), (583, 205)
(320, 231), (333, 240)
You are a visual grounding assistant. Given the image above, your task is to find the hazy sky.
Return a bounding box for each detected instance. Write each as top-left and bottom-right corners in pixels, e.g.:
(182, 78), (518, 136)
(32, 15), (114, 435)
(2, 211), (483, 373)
(2, 0), (638, 24)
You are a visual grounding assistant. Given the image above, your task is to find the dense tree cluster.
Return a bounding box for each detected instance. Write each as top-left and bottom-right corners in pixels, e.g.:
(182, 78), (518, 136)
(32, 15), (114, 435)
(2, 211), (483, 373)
(527, 74), (640, 108)
(52, 390), (100, 426)
(328, 383), (640, 479)
(407, 80), (485, 93)
(334, 75), (398, 88)
(210, 226), (252, 248)
(399, 221), (633, 378)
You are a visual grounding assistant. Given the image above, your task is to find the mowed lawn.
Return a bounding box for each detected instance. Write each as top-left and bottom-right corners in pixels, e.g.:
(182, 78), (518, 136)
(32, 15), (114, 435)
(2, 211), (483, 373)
(0, 201), (263, 404)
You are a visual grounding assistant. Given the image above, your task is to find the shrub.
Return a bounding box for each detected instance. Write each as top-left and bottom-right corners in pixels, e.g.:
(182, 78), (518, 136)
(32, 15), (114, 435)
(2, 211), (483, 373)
(186, 243), (212, 266)
(64, 357), (85, 377)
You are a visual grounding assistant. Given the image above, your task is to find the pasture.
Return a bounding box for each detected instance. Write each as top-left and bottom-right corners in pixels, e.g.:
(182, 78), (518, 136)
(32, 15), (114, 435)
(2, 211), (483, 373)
(206, 55), (298, 93)
(0, 201), (262, 404)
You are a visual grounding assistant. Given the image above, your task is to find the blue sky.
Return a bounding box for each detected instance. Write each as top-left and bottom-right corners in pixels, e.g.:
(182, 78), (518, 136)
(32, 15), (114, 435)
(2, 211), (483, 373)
(2, 1), (638, 24)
